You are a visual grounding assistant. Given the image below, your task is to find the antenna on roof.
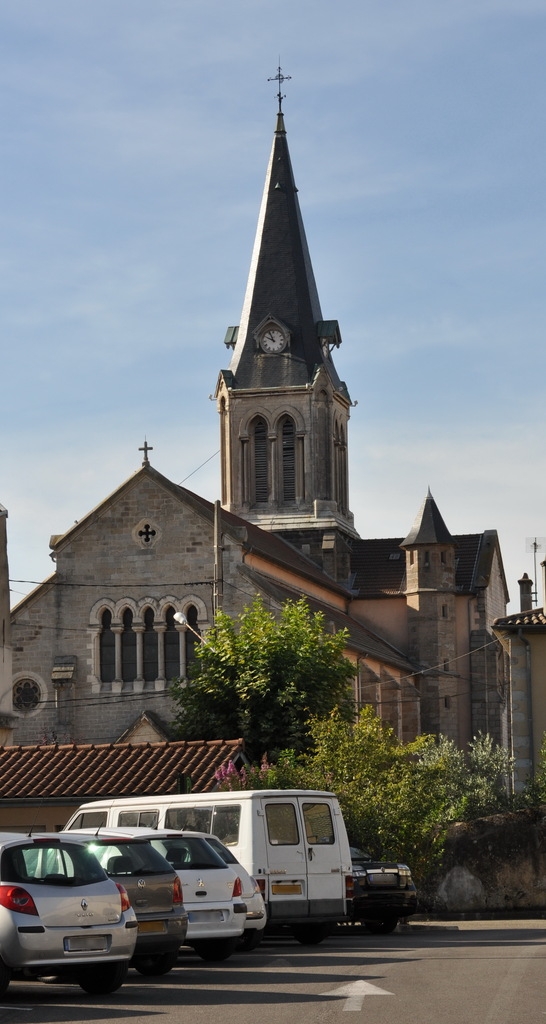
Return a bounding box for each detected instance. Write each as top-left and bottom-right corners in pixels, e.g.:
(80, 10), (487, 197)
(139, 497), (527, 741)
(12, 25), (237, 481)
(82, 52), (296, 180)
(525, 537), (546, 606)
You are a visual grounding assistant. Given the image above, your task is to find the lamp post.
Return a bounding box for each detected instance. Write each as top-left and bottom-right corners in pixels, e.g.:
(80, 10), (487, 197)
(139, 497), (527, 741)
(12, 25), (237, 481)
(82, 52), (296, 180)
(173, 611), (203, 643)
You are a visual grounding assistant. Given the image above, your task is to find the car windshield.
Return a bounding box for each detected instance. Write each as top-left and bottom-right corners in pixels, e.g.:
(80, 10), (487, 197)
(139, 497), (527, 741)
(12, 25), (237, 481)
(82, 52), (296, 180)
(150, 836), (228, 871)
(1, 841), (107, 886)
(85, 840), (173, 876)
(350, 847), (372, 864)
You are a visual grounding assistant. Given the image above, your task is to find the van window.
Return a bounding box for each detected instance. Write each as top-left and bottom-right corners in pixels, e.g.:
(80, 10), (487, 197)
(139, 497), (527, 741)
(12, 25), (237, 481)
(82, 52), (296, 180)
(265, 803), (299, 845)
(210, 805), (240, 845)
(164, 804), (241, 845)
(303, 802), (335, 845)
(165, 807), (213, 833)
(117, 810), (159, 828)
(67, 811), (107, 830)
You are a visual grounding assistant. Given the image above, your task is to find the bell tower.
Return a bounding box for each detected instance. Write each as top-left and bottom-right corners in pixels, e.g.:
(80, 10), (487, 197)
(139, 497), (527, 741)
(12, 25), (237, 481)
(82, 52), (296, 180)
(216, 97), (358, 582)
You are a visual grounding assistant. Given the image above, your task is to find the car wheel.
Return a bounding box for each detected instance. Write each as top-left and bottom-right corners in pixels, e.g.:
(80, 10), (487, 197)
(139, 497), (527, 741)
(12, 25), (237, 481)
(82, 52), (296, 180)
(190, 937), (238, 962)
(132, 950), (180, 976)
(77, 961), (129, 994)
(365, 917), (398, 935)
(238, 928), (263, 951)
(291, 923), (331, 945)
(0, 959), (11, 996)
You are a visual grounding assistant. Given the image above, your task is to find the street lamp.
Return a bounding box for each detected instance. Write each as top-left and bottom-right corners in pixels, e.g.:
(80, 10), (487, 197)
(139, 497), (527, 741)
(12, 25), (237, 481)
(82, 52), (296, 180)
(173, 611), (203, 643)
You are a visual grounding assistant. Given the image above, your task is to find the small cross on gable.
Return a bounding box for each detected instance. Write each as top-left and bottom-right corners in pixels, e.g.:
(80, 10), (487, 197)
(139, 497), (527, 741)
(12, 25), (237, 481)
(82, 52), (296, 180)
(139, 439), (153, 466)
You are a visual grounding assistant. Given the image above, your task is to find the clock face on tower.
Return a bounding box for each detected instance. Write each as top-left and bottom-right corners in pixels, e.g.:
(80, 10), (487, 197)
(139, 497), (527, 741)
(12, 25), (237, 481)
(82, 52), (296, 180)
(260, 327), (287, 353)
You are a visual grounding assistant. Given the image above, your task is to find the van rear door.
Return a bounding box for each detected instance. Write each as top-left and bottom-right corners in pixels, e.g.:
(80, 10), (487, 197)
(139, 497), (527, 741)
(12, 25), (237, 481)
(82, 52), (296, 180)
(261, 796), (346, 923)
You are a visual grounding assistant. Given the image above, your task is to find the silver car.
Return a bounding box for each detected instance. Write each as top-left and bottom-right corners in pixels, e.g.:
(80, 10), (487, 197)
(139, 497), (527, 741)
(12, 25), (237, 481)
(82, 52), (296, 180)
(0, 832), (137, 995)
(62, 830), (189, 975)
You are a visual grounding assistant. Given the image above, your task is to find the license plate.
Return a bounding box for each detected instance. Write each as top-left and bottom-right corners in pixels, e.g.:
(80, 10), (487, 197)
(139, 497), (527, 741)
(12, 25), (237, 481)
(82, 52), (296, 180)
(64, 935), (108, 952)
(271, 882), (302, 895)
(138, 920), (167, 934)
(188, 910), (223, 923)
(368, 874), (396, 886)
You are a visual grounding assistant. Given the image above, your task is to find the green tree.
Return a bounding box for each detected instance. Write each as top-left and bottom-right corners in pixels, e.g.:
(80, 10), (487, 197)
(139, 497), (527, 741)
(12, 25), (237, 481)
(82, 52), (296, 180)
(171, 596), (356, 760)
(214, 710), (517, 881)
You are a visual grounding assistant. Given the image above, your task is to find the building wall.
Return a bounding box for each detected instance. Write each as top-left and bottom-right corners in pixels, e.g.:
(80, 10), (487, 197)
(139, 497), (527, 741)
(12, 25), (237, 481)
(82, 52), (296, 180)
(10, 474), (232, 744)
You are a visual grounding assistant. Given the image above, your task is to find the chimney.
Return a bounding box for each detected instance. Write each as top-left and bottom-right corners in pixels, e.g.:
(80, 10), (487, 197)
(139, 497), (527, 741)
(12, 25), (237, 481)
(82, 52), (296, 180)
(518, 572), (533, 613)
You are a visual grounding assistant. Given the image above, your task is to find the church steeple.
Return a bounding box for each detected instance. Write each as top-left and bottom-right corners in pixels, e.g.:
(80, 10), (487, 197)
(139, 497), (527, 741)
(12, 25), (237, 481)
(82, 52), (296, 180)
(216, 105), (358, 584)
(225, 109), (345, 393)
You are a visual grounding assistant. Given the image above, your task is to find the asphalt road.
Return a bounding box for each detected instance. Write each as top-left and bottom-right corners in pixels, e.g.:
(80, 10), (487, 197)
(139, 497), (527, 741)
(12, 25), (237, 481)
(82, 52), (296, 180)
(1, 921), (545, 1024)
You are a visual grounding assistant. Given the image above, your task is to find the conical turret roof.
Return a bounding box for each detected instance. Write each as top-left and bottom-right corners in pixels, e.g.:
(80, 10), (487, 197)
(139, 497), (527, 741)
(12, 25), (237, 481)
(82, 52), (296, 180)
(401, 489), (454, 547)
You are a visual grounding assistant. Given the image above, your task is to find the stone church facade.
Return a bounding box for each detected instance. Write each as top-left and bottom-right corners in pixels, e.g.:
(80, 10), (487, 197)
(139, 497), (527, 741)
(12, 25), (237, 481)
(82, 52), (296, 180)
(5, 105), (510, 756)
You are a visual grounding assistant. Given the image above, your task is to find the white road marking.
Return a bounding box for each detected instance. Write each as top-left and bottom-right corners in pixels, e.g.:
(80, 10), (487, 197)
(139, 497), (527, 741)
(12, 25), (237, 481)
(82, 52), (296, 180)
(325, 979), (394, 1011)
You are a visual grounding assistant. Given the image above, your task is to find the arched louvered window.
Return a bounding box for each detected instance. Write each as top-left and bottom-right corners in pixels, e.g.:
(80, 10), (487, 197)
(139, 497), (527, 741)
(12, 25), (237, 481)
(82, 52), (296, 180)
(253, 417), (268, 504)
(281, 417), (296, 503)
(100, 609), (115, 683)
(165, 605), (181, 681)
(121, 608), (137, 683)
(143, 607), (158, 682)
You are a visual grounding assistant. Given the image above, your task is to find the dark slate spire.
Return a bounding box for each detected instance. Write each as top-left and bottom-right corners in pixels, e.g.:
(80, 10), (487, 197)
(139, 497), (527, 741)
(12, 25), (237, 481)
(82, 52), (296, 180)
(401, 489), (454, 547)
(226, 113), (344, 392)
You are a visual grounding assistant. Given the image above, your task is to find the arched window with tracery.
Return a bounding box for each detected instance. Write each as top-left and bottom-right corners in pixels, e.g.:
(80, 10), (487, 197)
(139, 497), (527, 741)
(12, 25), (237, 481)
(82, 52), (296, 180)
(100, 609), (115, 683)
(280, 416), (296, 503)
(165, 605), (181, 681)
(121, 608), (136, 683)
(252, 417), (268, 505)
(143, 607), (158, 683)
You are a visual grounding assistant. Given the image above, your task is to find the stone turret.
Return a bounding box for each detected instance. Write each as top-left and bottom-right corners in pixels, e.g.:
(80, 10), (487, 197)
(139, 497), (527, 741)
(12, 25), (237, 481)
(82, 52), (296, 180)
(401, 490), (457, 738)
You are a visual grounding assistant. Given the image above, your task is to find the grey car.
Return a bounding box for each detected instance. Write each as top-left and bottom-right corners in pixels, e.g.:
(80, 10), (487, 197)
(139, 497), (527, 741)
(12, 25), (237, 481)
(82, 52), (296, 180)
(0, 832), (138, 995)
(63, 831), (188, 975)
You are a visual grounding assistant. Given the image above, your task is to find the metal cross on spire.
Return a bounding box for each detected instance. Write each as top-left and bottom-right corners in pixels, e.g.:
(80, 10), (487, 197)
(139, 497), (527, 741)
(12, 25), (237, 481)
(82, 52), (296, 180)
(268, 62), (291, 113)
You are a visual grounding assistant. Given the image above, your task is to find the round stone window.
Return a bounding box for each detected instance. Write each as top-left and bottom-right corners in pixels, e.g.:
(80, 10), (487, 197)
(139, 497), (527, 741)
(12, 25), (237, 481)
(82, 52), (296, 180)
(13, 678), (41, 713)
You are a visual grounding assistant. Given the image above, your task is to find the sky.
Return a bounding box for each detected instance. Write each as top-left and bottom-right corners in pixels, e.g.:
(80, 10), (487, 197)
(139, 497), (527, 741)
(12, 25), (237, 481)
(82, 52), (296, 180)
(2, 0), (545, 613)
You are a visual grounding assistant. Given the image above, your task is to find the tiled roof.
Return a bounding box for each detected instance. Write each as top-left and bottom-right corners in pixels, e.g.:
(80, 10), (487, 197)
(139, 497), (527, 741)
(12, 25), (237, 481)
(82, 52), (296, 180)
(351, 533), (494, 599)
(493, 608), (546, 629)
(0, 738), (244, 801)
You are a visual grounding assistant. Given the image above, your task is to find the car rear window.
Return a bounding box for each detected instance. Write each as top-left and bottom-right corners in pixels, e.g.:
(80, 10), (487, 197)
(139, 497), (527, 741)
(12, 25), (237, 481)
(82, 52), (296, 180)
(149, 836), (227, 871)
(1, 842), (107, 886)
(85, 840), (174, 876)
(205, 836), (238, 866)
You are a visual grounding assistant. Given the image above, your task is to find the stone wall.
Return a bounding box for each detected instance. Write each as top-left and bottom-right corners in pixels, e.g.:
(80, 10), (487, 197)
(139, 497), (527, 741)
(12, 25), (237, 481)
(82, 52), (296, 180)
(419, 808), (546, 913)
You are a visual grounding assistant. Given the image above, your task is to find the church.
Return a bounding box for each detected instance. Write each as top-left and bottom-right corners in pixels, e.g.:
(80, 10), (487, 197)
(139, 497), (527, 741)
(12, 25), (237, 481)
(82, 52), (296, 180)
(4, 101), (510, 759)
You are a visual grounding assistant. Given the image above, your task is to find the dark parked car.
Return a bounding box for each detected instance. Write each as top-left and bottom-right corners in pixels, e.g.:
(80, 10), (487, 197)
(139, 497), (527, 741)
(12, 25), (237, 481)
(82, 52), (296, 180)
(347, 846), (417, 933)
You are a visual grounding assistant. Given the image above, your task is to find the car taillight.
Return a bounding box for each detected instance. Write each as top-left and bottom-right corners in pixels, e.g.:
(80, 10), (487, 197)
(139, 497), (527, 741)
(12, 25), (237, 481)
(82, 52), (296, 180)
(116, 882), (131, 913)
(345, 875), (354, 899)
(173, 875), (184, 905)
(0, 885), (38, 916)
(232, 876), (242, 898)
(255, 877), (266, 896)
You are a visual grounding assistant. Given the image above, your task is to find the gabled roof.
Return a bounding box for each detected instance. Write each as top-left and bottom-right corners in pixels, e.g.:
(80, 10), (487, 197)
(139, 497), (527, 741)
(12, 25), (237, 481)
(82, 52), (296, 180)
(351, 532), (507, 599)
(11, 462), (352, 616)
(0, 738), (244, 802)
(224, 112), (345, 394)
(238, 565), (417, 674)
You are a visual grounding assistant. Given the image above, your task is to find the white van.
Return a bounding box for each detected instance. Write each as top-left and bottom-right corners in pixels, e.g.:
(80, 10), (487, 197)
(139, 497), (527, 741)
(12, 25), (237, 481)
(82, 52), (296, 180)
(65, 790), (352, 944)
